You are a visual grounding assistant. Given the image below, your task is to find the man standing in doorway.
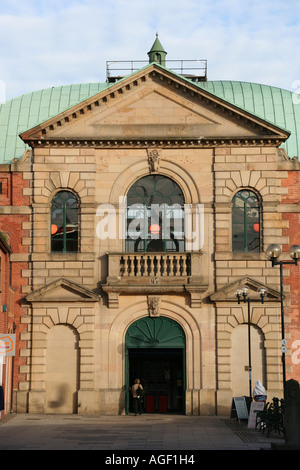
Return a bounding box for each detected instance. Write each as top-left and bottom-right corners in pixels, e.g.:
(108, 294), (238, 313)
(131, 378), (143, 415)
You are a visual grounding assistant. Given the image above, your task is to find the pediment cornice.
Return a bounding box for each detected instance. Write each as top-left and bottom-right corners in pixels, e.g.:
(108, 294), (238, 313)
(20, 136), (288, 150)
(20, 64), (290, 148)
(26, 278), (100, 303)
(210, 276), (281, 302)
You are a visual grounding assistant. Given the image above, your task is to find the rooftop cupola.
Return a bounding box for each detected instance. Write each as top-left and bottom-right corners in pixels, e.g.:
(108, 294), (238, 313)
(106, 35), (207, 83)
(148, 33), (167, 66)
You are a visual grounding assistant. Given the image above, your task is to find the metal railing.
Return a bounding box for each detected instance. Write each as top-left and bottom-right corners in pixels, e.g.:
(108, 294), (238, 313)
(106, 60), (207, 82)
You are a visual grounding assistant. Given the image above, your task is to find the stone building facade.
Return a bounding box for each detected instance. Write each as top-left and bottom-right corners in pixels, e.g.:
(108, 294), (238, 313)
(1, 38), (300, 416)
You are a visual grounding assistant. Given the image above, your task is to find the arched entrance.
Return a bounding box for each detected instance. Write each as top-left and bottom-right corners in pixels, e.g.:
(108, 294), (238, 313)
(125, 316), (186, 414)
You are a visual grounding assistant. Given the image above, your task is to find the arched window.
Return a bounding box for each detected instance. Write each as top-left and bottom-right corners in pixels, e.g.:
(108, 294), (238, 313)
(51, 191), (79, 253)
(126, 175), (185, 252)
(232, 189), (261, 252)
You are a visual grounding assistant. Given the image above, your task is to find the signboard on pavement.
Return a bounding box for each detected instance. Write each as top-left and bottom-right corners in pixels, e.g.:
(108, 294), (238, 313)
(0, 334), (16, 357)
(230, 396), (249, 422)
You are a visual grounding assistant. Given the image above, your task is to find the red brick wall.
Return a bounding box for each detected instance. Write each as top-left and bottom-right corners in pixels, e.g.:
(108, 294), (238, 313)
(0, 249), (9, 334)
(0, 171), (30, 207)
(281, 171), (300, 382)
(0, 170), (30, 398)
(0, 238), (14, 414)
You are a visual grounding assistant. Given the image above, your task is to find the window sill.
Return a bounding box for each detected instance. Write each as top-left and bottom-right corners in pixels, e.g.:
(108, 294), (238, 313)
(31, 252), (95, 261)
(50, 252), (79, 258)
(231, 252), (265, 260)
(49, 252), (95, 261)
(215, 252), (266, 261)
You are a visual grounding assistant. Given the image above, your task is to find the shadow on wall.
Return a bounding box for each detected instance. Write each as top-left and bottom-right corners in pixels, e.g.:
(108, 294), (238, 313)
(47, 384), (78, 413)
(118, 387), (126, 415)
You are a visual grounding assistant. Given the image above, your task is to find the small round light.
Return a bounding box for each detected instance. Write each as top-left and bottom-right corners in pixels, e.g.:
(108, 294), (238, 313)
(266, 244), (281, 260)
(257, 287), (267, 297)
(150, 224), (161, 235)
(288, 244), (300, 260)
(242, 286), (250, 296)
(51, 224), (58, 235)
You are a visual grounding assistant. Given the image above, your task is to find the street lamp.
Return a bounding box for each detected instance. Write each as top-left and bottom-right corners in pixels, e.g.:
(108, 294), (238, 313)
(265, 243), (300, 391)
(235, 286), (267, 398)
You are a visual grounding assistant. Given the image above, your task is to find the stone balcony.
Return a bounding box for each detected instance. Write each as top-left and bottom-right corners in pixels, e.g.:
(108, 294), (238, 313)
(102, 252), (208, 308)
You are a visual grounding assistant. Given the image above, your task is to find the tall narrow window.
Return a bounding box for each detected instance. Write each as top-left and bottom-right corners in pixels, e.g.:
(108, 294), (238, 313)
(232, 190), (261, 252)
(51, 191), (79, 253)
(126, 175), (185, 252)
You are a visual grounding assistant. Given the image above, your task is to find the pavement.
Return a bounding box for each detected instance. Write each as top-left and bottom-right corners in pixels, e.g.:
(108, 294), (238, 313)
(0, 412), (285, 454)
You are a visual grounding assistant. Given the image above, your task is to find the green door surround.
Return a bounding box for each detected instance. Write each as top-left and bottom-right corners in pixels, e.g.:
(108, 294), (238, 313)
(125, 316), (186, 414)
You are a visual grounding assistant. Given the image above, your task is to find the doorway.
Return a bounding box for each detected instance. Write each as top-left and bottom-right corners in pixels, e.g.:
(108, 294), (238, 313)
(125, 316), (186, 414)
(128, 348), (184, 414)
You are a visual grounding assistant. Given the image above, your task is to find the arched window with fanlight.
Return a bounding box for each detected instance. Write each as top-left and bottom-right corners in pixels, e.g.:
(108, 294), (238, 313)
(51, 191), (79, 253)
(126, 175), (185, 252)
(232, 189), (262, 252)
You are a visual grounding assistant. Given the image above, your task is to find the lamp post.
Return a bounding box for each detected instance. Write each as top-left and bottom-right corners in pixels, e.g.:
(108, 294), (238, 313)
(265, 244), (300, 392)
(235, 286), (267, 398)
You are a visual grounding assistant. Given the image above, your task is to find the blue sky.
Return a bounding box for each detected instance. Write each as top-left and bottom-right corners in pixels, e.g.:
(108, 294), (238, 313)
(1, 0), (300, 100)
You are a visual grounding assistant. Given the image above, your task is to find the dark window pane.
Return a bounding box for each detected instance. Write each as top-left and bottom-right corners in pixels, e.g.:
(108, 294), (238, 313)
(232, 190), (261, 252)
(126, 176), (185, 252)
(51, 191), (79, 253)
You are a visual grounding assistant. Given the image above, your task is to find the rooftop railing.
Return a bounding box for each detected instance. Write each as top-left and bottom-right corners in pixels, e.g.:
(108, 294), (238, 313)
(106, 60), (207, 83)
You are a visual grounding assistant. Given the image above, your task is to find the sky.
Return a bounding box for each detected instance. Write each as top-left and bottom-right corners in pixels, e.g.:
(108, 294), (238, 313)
(1, 0), (300, 101)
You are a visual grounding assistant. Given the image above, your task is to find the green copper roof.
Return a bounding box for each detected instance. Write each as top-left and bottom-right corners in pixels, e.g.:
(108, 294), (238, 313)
(0, 82), (109, 163)
(148, 33), (167, 54)
(0, 72), (299, 164)
(197, 80), (299, 159)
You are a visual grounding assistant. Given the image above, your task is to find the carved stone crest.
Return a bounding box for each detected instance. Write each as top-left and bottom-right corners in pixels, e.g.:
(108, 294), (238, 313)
(147, 295), (161, 317)
(277, 148), (289, 161)
(147, 149), (161, 173)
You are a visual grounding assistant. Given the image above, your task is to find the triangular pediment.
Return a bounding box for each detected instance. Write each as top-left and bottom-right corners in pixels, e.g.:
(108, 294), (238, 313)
(210, 277), (281, 302)
(26, 278), (100, 302)
(20, 63), (289, 147)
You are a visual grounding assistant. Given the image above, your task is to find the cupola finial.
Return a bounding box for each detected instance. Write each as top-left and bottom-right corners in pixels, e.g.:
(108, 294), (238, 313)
(148, 33), (167, 66)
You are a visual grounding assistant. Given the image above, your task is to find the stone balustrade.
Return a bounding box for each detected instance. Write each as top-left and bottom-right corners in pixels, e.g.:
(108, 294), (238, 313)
(104, 251), (207, 308)
(118, 252), (191, 278)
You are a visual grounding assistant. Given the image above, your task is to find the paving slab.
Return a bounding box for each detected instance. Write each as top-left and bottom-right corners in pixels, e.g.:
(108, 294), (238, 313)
(0, 413), (285, 453)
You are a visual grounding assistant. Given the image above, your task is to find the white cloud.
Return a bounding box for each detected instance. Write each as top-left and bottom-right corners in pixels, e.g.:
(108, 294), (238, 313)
(0, 0), (299, 100)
